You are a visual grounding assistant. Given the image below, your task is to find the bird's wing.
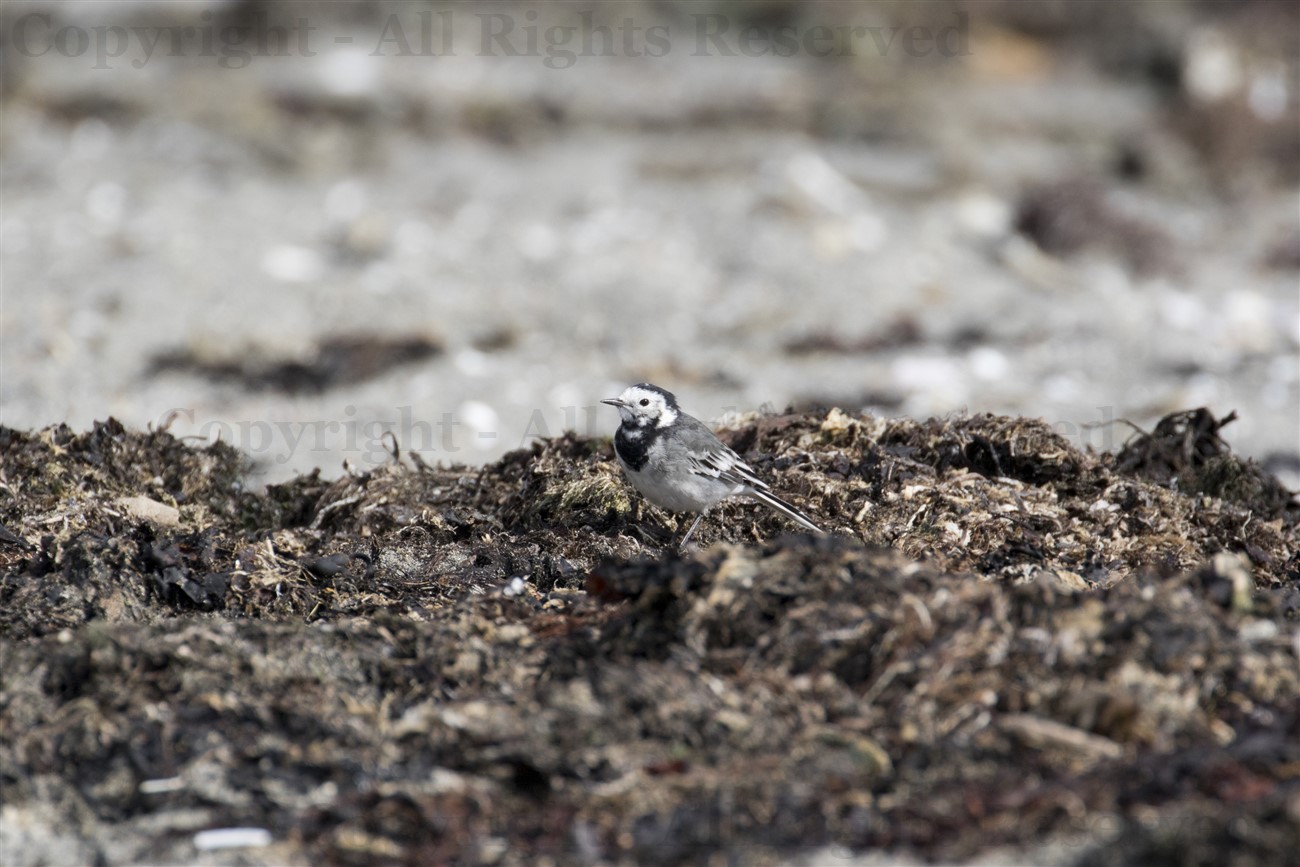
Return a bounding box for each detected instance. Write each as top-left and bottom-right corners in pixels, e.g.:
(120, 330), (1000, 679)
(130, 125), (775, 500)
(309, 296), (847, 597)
(676, 414), (825, 534)
(674, 416), (770, 492)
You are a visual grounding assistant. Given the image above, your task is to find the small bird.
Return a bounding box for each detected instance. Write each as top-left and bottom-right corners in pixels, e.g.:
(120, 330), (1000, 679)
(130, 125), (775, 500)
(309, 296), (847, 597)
(601, 383), (824, 549)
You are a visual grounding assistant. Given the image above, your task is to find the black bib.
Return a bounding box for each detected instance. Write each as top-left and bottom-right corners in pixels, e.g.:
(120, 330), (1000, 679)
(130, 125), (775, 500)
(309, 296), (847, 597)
(614, 425), (654, 472)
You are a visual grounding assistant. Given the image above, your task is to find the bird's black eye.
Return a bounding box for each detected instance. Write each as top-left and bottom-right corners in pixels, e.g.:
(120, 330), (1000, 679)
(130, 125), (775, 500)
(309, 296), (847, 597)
(639, 399), (650, 407)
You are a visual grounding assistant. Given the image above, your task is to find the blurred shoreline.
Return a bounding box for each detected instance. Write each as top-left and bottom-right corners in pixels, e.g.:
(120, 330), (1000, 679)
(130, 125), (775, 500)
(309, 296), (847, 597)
(2, 0), (1296, 487)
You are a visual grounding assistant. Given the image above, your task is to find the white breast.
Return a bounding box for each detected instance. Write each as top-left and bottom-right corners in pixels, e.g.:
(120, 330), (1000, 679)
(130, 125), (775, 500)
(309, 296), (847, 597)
(617, 439), (743, 514)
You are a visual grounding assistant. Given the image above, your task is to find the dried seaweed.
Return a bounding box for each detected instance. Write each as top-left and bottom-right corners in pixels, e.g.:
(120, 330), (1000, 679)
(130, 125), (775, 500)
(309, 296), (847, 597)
(1, 409), (1297, 865)
(1117, 408), (1297, 520)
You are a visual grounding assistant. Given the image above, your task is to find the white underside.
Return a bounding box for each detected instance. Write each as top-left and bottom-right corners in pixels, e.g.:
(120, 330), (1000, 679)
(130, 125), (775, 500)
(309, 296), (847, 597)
(617, 450), (744, 513)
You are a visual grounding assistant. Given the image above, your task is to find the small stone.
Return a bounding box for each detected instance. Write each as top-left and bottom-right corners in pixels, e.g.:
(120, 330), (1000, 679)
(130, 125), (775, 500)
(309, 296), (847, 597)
(116, 496), (181, 528)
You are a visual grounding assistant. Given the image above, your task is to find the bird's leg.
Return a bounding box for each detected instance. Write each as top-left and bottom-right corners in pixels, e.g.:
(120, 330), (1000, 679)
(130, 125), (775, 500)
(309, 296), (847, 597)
(678, 511), (708, 551)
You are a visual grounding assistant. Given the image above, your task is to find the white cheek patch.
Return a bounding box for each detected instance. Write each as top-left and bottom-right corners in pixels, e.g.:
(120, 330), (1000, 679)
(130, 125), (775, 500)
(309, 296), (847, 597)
(656, 406), (678, 429)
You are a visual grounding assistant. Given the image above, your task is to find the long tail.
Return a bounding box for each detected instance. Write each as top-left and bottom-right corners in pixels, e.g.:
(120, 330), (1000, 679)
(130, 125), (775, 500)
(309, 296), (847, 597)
(745, 488), (825, 535)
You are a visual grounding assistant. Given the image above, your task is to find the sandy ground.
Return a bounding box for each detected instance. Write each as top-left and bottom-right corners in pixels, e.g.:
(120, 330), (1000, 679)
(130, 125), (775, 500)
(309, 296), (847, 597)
(2, 1), (1297, 485)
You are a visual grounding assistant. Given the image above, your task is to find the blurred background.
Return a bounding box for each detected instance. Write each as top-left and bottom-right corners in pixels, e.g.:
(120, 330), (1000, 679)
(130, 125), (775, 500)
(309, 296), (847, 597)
(2, 0), (1297, 485)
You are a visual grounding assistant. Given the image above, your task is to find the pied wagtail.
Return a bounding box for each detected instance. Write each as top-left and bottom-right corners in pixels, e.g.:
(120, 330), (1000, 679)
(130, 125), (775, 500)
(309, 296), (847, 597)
(602, 383), (824, 549)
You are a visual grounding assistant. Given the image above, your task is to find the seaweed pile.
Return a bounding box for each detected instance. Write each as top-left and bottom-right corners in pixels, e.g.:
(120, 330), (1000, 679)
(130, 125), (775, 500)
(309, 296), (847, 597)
(1, 409), (1296, 865)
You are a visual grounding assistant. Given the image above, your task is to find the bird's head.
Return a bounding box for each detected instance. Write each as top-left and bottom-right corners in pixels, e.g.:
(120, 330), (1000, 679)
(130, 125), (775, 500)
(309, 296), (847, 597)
(601, 383), (679, 429)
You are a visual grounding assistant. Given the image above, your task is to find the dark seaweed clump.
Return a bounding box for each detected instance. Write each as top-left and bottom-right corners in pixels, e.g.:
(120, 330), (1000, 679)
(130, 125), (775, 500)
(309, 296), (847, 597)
(1, 407), (1296, 865)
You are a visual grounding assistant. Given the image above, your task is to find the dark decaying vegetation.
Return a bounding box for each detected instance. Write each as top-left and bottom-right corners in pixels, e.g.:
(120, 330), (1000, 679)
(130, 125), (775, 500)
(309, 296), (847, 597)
(1, 408), (1296, 865)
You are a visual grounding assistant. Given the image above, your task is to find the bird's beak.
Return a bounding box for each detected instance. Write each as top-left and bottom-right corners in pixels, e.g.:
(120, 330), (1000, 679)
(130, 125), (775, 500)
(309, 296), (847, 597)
(601, 398), (626, 408)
